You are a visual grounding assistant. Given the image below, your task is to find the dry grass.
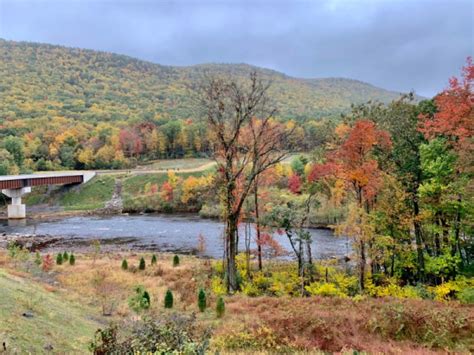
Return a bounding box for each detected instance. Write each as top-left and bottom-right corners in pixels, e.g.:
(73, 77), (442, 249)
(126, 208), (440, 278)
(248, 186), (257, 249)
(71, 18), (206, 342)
(1, 250), (473, 353)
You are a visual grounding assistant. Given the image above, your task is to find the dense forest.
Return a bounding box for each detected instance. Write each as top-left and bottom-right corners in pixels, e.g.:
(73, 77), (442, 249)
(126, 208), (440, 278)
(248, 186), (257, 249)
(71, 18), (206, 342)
(0, 39), (409, 173)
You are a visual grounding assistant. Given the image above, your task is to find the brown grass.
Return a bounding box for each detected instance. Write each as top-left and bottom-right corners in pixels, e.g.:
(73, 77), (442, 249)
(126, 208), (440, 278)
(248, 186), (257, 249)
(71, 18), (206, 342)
(1, 250), (472, 353)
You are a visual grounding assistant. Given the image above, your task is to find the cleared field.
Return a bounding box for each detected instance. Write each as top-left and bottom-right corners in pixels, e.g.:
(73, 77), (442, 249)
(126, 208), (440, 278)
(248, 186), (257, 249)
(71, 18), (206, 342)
(138, 158), (214, 171)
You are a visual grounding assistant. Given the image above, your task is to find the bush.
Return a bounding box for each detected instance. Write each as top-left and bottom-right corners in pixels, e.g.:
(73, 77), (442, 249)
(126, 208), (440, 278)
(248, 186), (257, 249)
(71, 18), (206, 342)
(89, 314), (211, 353)
(128, 285), (151, 313)
(56, 253), (63, 265)
(165, 289), (174, 309)
(457, 287), (474, 304)
(121, 259), (128, 270)
(34, 251), (42, 266)
(305, 282), (347, 298)
(198, 288), (206, 312)
(211, 276), (227, 296)
(173, 255), (180, 267)
(62, 251), (69, 261)
(216, 296), (225, 318)
(69, 253), (76, 265)
(139, 257), (146, 271)
(42, 254), (53, 271)
(151, 254), (157, 265)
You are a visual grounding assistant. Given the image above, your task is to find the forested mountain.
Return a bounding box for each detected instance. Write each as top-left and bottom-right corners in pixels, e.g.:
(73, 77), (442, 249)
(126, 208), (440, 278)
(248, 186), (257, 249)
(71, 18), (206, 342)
(0, 39), (407, 123)
(0, 39), (418, 172)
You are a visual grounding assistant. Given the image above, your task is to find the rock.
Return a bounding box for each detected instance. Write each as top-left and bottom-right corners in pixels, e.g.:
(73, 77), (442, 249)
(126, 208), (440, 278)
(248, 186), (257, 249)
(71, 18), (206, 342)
(22, 311), (34, 318)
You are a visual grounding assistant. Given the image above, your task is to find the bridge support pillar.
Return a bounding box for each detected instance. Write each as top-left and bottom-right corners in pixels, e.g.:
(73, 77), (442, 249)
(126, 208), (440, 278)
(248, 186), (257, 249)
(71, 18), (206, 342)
(1, 187), (31, 219)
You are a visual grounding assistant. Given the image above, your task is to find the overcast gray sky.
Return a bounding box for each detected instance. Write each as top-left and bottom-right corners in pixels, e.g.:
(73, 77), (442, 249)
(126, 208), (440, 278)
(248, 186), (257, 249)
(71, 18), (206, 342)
(0, 0), (472, 97)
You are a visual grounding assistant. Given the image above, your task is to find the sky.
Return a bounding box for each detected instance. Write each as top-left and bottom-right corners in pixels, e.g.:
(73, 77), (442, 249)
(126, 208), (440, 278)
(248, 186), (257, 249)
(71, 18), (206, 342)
(0, 0), (472, 97)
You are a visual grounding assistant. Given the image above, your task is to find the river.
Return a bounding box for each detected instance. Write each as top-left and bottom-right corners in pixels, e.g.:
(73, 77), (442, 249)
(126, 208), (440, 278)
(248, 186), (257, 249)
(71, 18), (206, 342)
(0, 214), (351, 260)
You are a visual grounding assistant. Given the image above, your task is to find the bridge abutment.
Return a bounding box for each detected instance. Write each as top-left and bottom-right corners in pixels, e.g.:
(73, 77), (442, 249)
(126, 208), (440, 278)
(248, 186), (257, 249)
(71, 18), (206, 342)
(1, 187), (31, 219)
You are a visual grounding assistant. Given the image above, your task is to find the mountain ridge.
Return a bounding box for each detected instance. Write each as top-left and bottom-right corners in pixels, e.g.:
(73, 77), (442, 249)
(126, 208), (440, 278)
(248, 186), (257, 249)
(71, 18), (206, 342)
(0, 39), (421, 124)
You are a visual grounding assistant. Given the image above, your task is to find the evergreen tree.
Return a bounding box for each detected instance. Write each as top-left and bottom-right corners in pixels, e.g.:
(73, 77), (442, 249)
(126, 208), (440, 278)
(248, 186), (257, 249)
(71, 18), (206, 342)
(69, 253), (75, 265)
(139, 257), (146, 270)
(198, 288), (206, 312)
(63, 251), (69, 261)
(151, 254), (157, 265)
(56, 253), (63, 265)
(173, 254), (180, 267)
(34, 251), (42, 266)
(164, 289), (173, 309)
(216, 296), (225, 318)
(122, 259), (128, 270)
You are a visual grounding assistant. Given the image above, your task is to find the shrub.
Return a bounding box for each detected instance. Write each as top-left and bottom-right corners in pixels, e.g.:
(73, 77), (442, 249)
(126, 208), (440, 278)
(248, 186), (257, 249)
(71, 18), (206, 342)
(457, 287), (474, 304)
(56, 253), (63, 265)
(173, 255), (180, 267)
(89, 314), (211, 353)
(211, 276), (227, 296)
(151, 254), (157, 265)
(69, 253), (76, 265)
(139, 257), (146, 270)
(128, 285), (151, 313)
(198, 288), (206, 312)
(34, 251), (42, 266)
(121, 259), (128, 270)
(216, 296), (225, 318)
(42, 254), (53, 271)
(305, 282), (347, 298)
(62, 251), (69, 261)
(165, 289), (174, 309)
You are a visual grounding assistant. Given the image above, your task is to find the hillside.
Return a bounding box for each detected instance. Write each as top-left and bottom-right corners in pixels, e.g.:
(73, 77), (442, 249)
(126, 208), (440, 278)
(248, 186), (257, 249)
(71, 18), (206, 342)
(0, 39), (408, 124)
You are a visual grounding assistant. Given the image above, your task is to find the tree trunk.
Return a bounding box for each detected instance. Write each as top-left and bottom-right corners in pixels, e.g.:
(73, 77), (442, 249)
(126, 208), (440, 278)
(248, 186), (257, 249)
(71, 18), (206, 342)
(226, 215), (239, 292)
(359, 240), (366, 291)
(413, 197), (425, 281)
(254, 181), (263, 271)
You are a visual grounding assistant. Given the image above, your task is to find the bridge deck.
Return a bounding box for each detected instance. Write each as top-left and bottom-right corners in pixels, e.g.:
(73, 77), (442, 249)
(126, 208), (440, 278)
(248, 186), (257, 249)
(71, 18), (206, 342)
(0, 171), (95, 190)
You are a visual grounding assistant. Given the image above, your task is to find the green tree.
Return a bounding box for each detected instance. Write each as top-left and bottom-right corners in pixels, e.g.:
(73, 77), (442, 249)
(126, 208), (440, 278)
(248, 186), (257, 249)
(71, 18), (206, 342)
(198, 288), (206, 312)
(139, 257), (146, 270)
(69, 253), (76, 265)
(2, 136), (24, 167)
(216, 296), (225, 318)
(56, 253), (63, 265)
(164, 289), (173, 309)
(121, 259), (128, 270)
(151, 254), (157, 265)
(173, 255), (180, 267)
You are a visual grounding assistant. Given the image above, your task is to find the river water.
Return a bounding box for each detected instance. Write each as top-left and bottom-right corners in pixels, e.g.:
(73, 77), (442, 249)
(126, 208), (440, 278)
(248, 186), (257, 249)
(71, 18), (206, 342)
(0, 214), (351, 259)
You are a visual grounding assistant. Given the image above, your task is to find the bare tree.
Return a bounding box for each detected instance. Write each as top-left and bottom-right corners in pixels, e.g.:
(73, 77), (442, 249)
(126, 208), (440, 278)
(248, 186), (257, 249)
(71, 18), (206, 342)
(198, 72), (290, 292)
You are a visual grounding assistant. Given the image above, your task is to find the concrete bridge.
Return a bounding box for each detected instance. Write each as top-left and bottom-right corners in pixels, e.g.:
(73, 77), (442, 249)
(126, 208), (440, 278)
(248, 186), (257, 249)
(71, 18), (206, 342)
(0, 171), (95, 219)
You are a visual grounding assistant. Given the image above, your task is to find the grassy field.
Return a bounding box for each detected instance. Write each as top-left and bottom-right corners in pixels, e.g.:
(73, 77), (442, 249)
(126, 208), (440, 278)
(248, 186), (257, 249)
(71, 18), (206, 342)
(138, 158), (214, 171)
(0, 269), (101, 353)
(1, 249), (472, 353)
(59, 175), (115, 211)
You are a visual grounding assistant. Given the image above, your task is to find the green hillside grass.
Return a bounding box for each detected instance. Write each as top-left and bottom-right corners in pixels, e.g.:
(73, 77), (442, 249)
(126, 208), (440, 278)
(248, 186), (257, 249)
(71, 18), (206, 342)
(0, 269), (101, 353)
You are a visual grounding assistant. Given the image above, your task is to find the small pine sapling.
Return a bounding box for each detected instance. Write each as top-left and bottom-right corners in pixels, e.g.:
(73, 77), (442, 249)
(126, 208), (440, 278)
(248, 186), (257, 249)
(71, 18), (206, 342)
(151, 254), (157, 265)
(173, 254), (180, 267)
(121, 259), (128, 270)
(198, 288), (207, 312)
(69, 253), (76, 265)
(164, 289), (173, 309)
(34, 251), (42, 266)
(139, 257), (146, 270)
(216, 296), (225, 318)
(62, 251), (69, 261)
(56, 253), (63, 265)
